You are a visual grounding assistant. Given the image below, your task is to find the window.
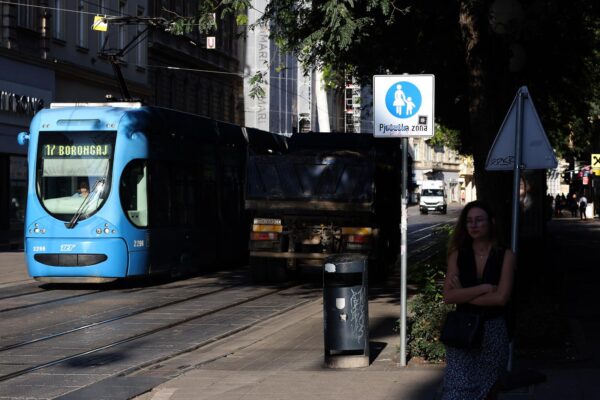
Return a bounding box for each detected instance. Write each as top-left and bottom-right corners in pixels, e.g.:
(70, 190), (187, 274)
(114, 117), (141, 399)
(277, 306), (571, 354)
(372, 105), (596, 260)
(150, 161), (171, 227)
(9, 156), (27, 227)
(36, 131), (116, 222)
(53, 0), (66, 40)
(76, 0), (89, 48)
(97, 0), (107, 51)
(120, 160), (148, 228)
(136, 6), (146, 67)
(422, 189), (444, 196)
(18, 0), (37, 31)
(207, 86), (213, 117)
(195, 82), (203, 114)
(229, 94), (235, 122)
(118, 1), (127, 54)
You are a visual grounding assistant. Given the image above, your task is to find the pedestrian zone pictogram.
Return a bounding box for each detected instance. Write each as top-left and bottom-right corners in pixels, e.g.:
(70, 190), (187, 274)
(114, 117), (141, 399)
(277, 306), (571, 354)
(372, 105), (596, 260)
(385, 81), (422, 119)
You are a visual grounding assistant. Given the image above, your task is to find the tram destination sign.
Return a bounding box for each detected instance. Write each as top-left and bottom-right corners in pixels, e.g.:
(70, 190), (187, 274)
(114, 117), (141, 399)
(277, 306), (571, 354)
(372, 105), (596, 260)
(373, 74), (435, 138)
(42, 144), (112, 158)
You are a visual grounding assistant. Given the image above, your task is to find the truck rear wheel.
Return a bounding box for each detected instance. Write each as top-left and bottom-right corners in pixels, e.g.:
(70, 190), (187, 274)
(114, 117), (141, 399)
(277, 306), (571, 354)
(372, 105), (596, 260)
(250, 257), (288, 284)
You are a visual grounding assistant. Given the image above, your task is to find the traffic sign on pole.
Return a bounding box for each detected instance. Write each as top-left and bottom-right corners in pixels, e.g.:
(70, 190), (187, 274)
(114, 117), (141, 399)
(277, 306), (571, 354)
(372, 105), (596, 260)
(373, 75), (435, 138)
(486, 87), (557, 171)
(592, 154), (600, 175)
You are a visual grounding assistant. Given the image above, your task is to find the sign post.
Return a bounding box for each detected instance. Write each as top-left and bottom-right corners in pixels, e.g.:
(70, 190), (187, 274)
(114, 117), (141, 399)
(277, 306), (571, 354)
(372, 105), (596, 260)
(373, 74), (435, 367)
(486, 86), (557, 370)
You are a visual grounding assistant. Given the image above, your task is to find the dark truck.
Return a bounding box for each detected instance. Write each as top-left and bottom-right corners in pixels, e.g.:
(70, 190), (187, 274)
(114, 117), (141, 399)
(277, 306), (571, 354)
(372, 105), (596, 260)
(245, 132), (403, 282)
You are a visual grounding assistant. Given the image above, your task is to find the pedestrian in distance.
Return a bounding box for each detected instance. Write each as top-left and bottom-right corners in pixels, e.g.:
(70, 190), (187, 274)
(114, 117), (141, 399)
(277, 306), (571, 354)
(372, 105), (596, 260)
(579, 194), (588, 220)
(569, 193), (578, 218)
(554, 193), (561, 217)
(441, 200), (516, 400)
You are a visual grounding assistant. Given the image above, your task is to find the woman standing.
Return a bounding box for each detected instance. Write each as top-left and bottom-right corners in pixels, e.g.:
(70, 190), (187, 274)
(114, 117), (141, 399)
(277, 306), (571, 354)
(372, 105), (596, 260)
(442, 201), (515, 400)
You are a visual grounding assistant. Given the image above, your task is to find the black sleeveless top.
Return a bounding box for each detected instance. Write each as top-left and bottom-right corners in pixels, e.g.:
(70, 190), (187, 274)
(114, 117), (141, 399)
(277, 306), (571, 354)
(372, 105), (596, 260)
(455, 244), (507, 318)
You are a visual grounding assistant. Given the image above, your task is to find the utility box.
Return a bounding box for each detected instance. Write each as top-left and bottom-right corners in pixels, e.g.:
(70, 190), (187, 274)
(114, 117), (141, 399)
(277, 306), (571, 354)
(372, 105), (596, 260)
(323, 254), (369, 368)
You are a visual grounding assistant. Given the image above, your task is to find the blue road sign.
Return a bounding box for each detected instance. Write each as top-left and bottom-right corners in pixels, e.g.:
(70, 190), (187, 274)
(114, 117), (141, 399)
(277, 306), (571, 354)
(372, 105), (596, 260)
(385, 81), (422, 119)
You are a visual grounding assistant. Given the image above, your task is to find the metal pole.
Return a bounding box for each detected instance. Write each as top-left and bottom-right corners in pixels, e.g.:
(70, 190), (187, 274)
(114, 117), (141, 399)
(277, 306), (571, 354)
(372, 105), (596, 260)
(508, 87), (525, 371)
(399, 137), (408, 366)
(510, 89), (524, 256)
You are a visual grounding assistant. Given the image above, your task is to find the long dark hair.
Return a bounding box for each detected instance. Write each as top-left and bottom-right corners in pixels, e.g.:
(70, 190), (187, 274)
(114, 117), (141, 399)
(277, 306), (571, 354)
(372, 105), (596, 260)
(448, 200), (497, 256)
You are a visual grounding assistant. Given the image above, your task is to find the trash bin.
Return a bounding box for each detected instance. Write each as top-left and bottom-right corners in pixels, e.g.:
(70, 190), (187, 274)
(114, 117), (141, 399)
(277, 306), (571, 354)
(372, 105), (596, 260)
(323, 253), (369, 368)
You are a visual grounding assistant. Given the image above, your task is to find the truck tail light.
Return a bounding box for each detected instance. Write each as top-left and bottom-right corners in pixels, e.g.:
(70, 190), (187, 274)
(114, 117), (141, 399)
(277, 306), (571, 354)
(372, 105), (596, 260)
(251, 232), (279, 241)
(251, 218), (283, 241)
(346, 234), (370, 244)
(341, 227), (372, 247)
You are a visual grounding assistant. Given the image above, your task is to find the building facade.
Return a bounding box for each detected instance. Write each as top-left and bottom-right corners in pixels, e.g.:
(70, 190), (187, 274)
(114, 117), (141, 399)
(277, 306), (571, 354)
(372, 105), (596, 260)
(0, 0), (150, 248)
(409, 137), (462, 204)
(148, 1), (244, 125)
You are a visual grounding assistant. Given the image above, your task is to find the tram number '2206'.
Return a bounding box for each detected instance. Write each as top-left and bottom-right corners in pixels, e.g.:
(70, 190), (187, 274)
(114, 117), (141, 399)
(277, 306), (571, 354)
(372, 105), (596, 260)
(133, 240), (145, 248)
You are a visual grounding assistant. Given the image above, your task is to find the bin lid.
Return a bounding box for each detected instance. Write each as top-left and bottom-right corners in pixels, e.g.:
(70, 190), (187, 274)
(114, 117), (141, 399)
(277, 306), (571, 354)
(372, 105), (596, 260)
(324, 254), (368, 273)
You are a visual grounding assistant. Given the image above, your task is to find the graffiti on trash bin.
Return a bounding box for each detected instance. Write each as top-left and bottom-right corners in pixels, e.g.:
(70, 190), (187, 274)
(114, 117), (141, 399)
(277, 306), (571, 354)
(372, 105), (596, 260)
(350, 287), (366, 343)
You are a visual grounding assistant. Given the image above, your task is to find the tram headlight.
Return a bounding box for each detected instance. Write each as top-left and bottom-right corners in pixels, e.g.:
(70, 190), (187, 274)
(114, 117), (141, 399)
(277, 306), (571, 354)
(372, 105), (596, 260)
(96, 228), (102, 234)
(104, 228), (110, 234)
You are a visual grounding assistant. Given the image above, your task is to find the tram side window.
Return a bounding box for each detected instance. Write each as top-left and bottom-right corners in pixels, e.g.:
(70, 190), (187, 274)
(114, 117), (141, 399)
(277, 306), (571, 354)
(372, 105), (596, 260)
(120, 160), (148, 228)
(150, 162), (171, 227)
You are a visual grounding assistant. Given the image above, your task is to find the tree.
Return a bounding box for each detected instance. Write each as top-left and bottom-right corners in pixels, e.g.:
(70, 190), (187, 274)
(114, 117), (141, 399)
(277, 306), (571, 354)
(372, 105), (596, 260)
(170, 1), (599, 238)
(255, 0), (600, 239)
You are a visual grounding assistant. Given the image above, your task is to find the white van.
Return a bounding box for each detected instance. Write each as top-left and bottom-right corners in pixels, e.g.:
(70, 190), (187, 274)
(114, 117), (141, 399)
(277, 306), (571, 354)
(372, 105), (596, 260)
(419, 180), (447, 214)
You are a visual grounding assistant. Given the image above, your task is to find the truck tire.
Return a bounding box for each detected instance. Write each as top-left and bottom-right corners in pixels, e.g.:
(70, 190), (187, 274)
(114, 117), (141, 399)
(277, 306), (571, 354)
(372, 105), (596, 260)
(250, 257), (267, 284)
(250, 257), (287, 284)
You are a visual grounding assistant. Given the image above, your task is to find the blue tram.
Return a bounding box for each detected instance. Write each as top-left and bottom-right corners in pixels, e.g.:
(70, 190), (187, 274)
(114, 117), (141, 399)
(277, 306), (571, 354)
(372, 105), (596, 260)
(18, 102), (284, 283)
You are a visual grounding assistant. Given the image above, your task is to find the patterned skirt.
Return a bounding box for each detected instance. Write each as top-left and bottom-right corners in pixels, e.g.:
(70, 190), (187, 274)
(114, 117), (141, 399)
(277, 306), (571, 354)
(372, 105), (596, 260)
(441, 317), (509, 400)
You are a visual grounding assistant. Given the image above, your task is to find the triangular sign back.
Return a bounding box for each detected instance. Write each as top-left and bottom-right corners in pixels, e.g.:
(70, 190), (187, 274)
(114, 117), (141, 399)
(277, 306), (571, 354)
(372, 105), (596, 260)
(485, 87), (558, 171)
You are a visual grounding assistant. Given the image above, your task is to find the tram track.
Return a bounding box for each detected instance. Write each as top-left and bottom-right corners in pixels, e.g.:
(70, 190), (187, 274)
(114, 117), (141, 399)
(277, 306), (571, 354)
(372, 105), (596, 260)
(406, 221), (453, 264)
(0, 286), (46, 301)
(0, 289), (104, 314)
(0, 285), (233, 353)
(0, 276), (221, 314)
(0, 280), (308, 385)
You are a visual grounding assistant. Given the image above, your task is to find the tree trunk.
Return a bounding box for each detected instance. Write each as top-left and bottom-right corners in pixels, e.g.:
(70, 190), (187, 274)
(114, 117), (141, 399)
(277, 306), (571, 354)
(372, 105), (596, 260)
(458, 0), (513, 242)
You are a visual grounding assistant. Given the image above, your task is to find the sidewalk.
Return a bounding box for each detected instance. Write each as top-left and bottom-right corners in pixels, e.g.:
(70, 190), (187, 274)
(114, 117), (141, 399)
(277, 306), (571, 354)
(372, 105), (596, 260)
(499, 216), (600, 399)
(133, 216), (600, 400)
(131, 286), (444, 400)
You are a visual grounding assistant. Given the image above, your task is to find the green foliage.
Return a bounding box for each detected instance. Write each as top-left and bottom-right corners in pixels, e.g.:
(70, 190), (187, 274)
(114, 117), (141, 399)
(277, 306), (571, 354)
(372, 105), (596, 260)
(403, 228), (454, 363)
(429, 123), (461, 152)
(162, 1), (251, 35)
(260, 0), (410, 67)
(163, 0), (600, 177)
(248, 71), (266, 99)
(407, 288), (453, 363)
(256, 0), (600, 174)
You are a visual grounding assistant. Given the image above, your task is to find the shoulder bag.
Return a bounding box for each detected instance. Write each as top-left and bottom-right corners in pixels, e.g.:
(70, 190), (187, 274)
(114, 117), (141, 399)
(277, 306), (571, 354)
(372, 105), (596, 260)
(440, 311), (483, 349)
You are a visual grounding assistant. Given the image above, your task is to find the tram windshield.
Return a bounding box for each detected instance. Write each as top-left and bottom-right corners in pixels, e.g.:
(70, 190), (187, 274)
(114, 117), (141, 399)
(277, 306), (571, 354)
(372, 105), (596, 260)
(36, 131), (116, 222)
